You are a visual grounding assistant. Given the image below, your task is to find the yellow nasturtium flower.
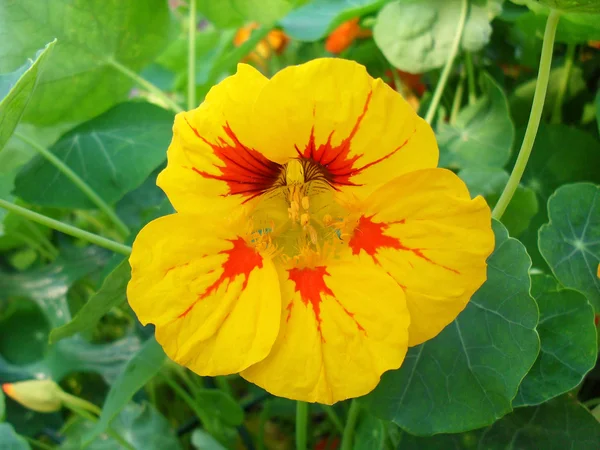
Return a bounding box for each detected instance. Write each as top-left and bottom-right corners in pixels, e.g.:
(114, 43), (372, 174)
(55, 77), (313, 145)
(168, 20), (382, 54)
(128, 59), (494, 404)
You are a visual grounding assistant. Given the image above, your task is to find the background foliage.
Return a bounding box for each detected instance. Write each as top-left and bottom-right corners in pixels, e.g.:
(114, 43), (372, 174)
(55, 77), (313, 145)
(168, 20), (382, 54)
(1, 0), (599, 449)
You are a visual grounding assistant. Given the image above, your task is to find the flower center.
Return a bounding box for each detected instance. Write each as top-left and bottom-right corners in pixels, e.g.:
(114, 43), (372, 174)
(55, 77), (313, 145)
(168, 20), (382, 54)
(246, 157), (355, 267)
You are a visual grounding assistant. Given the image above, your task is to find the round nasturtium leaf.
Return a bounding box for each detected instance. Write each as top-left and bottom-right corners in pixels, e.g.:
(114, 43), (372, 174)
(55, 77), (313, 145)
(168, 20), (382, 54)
(518, 0), (600, 13)
(460, 168), (539, 238)
(374, 0), (504, 73)
(0, 247), (140, 385)
(539, 183), (600, 311)
(398, 395), (600, 449)
(63, 403), (181, 450)
(14, 102), (174, 210)
(513, 274), (597, 407)
(438, 73), (515, 170)
(479, 396), (600, 449)
(362, 220), (540, 435)
(0, 423), (29, 450)
(280, 0), (386, 41)
(521, 125), (600, 202)
(198, 0), (306, 28)
(513, 1), (600, 43)
(0, 0), (173, 125)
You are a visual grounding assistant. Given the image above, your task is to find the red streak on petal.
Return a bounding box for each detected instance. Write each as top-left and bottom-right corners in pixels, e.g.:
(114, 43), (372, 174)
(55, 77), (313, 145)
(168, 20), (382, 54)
(288, 266), (333, 341)
(349, 215), (460, 275)
(178, 238), (262, 318)
(287, 266), (366, 339)
(349, 215), (402, 264)
(300, 92), (414, 187)
(164, 262), (190, 276)
(184, 116), (282, 199)
(285, 301), (294, 322)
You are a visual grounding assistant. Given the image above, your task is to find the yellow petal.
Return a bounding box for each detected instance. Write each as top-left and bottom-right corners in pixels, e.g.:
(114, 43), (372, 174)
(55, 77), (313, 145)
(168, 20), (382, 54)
(157, 64), (277, 213)
(127, 213), (281, 375)
(245, 58), (438, 196)
(241, 253), (409, 404)
(349, 168), (494, 346)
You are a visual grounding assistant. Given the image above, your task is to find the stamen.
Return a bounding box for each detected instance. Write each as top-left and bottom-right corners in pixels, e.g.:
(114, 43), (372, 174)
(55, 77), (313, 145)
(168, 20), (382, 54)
(301, 196), (310, 211)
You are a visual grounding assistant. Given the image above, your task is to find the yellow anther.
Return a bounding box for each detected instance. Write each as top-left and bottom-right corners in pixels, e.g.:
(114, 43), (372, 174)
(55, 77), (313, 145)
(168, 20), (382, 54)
(307, 225), (318, 246)
(323, 214), (333, 226)
(300, 213), (310, 226)
(301, 196), (310, 211)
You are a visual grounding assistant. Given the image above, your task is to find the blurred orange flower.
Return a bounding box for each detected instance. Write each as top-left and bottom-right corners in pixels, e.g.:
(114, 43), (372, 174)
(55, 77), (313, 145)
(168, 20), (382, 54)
(325, 18), (372, 54)
(234, 23), (289, 68)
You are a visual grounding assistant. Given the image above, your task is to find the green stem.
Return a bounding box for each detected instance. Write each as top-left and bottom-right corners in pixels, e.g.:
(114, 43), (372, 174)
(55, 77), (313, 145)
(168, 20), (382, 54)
(14, 132), (129, 238)
(584, 397), (600, 408)
(424, 0), (468, 124)
(465, 51), (477, 105)
(257, 401), (271, 450)
(0, 200), (132, 256)
(106, 58), (184, 113)
(551, 42), (576, 124)
(320, 405), (345, 435)
(58, 391), (102, 416)
(450, 69), (466, 124)
(64, 404), (135, 450)
(23, 436), (55, 450)
(340, 400), (361, 450)
(296, 401), (309, 450)
(390, 67), (403, 94)
(492, 10), (561, 220)
(159, 372), (209, 427)
(214, 376), (233, 397)
(377, 420), (386, 450)
(188, 0), (197, 110)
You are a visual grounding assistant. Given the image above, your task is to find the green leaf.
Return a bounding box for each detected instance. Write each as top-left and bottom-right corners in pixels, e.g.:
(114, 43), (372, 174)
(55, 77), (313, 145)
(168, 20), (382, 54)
(596, 90), (600, 134)
(374, 0), (504, 73)
(539, 183), (600, 310)
(0, 0), (173, 125)
(510, 66), (586, 126)
(0, 41), (55, 152)
(535, 0), (600, 12)
(0, 247), (140, 383)
(513, 274), (597, 407)
(522, 125), (600, 201)
(397, 429), (482, 449)
(353, 411), (386, 450)
(501, 185), (539, 237)
(396, 396), (600, 448)
(515, 8), (600, 43)
(280, 0), (386, 41)
(516, 125), (600, 268)
(198, 0), (301, 28)
(461, 168), (539, 238)
(196, 389), (245, 427)
(0, 388), (5, 420)
(438, 73), (515, 170)
(62, 402), (181, 450)
(479, 396), (600, 449)
(0, 423), (30, 450)
(362, 220), (539, 435)
(191, 429), (227, 450)
(49, 260), (131, 344)
(14, 102), (174, 209)
(85, 338), (166, 444)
